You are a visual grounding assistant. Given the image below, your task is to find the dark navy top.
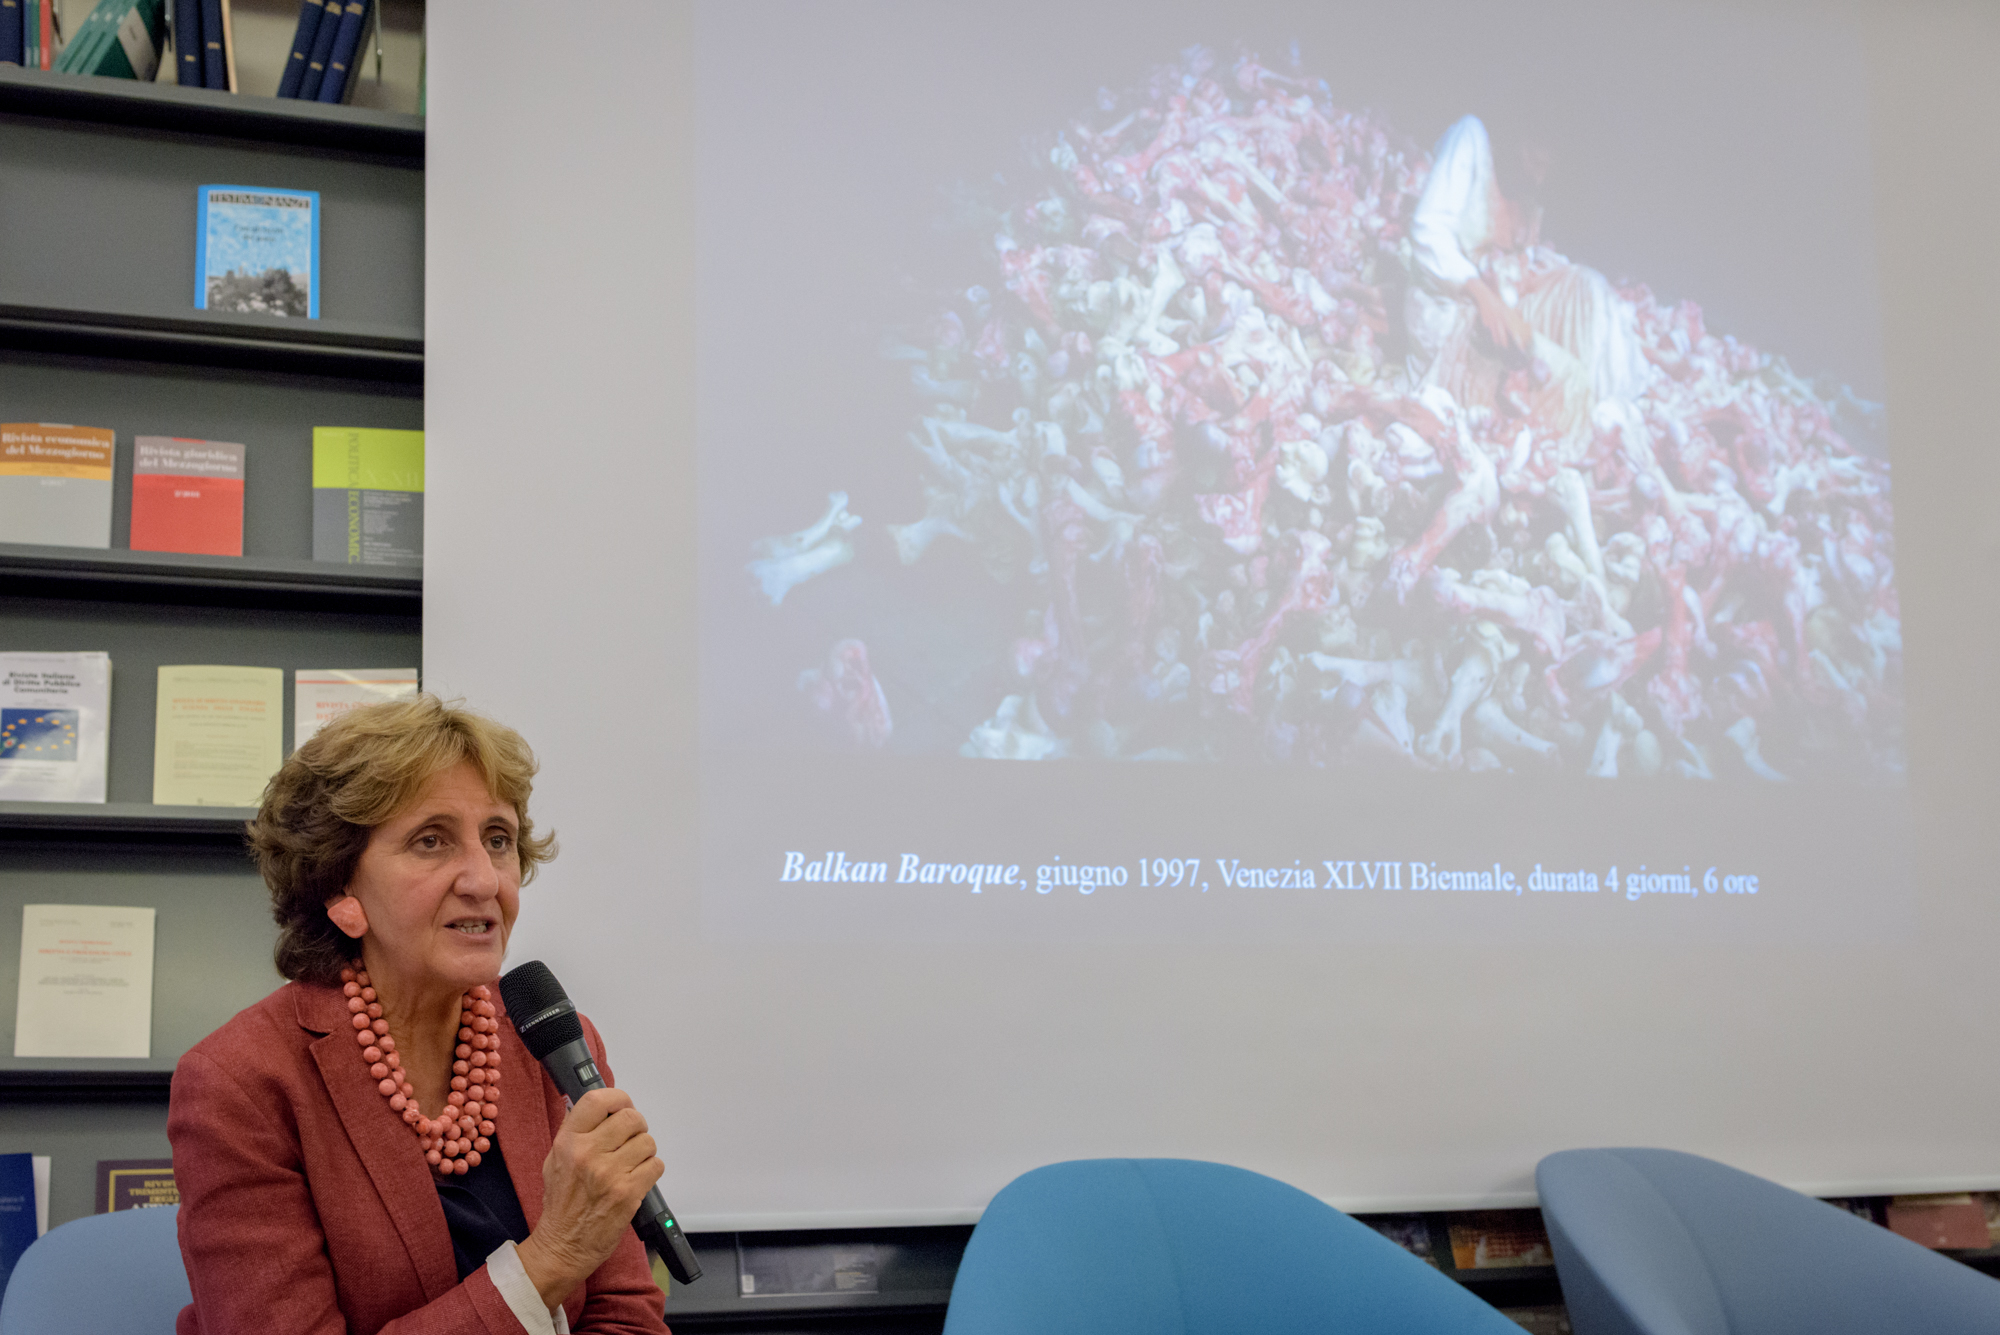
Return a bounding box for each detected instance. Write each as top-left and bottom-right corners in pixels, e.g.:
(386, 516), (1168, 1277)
(436, 1138), (533, 1281)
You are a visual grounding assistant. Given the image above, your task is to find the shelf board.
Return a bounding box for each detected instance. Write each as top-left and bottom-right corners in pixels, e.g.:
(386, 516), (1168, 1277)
(0, 302), (422, 383)
(0, 543), (421, 613)
(0, 1069), (174, 1102)
(0, 64), (423, 159)
(0, 801), (254, 844)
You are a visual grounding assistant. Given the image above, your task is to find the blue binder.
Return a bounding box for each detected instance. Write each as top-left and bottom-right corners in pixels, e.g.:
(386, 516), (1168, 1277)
(296, 0), (342, 100)
(0, 0), (22, 67)
(197, 0), (224, 88)
(315, 0), (370, 105)
(172, 0), (201, 85)
(274, 0), (322, 99)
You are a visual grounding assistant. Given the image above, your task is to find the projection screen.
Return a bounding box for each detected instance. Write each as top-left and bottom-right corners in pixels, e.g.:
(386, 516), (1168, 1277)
(425, 0), (2000, 1227)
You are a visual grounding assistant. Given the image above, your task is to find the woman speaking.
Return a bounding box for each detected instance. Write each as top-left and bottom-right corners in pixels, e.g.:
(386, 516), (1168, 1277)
(169, 696), (671, 1334)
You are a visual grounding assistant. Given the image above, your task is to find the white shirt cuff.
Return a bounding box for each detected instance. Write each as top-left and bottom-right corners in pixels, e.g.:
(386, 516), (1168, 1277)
(486, 1240), (571, 1335)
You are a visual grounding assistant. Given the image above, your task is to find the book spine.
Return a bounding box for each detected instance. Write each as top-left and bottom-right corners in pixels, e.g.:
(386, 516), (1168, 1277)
(172, 0), (199, 85)
(197, 0), (222, 87)
(0, 0), (22, 67)
(218, 0), (233, 91)
(296, 0), (341, 100)
(20, 0), (31, 69)
(314, 0), (365, 104)
(34, 0), (49, 68)
(273, 0), (320, 98)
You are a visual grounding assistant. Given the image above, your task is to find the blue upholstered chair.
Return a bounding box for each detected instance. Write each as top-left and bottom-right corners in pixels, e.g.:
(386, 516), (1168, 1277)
(1537, 1148), (2000, 1335)
(942, 1158), (1521, 1334)
(0, 1203), (189, 1335)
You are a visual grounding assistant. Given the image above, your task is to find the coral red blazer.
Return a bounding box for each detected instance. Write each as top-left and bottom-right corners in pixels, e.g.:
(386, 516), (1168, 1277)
(169, 978), (670, 1334)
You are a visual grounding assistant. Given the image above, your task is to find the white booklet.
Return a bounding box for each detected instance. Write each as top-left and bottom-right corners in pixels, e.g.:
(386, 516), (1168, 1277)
(293, 668), (419, 752)
(13, 905), (156, 1059)
(0, 652), (110, 804)
(152, 665), (283, 807)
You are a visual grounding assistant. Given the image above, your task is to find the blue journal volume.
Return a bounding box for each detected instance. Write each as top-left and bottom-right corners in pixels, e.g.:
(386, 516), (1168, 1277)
(173, 0), (201, 85)
(275, 0), (323, 98)
(0, 0), (21, 67)
(197, 0), (224, 87)
(316, 0), (369, 104)
(296, 0), (342, 100)
(0, 1153), (36, 1294)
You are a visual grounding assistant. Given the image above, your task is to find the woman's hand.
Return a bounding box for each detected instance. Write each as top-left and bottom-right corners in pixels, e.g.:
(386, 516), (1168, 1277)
(515, 1088), (666, 1312)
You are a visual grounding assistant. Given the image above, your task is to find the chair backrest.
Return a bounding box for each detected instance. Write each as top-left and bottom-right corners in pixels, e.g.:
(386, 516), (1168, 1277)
(1536, 1148), (2000, 1335)
(942, 1158), (1521, 1335)
(0, 1204), (190, 1335)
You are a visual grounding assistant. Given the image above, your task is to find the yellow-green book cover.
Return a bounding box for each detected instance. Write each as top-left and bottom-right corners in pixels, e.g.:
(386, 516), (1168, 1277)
(311, 427), (423, 567)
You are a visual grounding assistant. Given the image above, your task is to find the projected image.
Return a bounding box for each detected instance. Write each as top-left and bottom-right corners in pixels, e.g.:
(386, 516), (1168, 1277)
(734, 47), (1898, 783)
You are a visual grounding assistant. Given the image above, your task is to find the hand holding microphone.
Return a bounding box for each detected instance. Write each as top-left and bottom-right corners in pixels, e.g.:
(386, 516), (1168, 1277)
(502, 961), (703, 1299)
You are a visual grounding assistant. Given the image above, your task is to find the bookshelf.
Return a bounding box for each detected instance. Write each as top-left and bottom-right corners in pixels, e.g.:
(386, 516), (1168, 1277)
(0, 58), (421, 1229)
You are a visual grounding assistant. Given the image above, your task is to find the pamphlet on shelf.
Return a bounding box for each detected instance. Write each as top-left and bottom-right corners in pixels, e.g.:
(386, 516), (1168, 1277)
(0, 651), (110, 804)
(130, 436), (246, 557)
(152, 664), (283, 806)
(0, 423), (114, 550)
(294, 668), (417, 751)
(13, 904), (156, 1059)
(0, 1152), (49, 1294)
(196, 185), (320, 320)
(96, 1159), (177, 1213)
(311, 427), (423, 567)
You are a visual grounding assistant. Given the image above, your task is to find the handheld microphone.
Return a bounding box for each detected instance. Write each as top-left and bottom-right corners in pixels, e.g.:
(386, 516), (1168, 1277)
(499, 960), (703, 1286)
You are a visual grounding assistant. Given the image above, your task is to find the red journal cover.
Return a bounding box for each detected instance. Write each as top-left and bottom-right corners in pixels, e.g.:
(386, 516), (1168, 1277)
(129, 436), (245, 556)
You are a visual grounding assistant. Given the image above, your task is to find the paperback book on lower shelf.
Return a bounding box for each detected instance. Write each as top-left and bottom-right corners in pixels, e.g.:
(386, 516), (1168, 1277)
(96, 1159), (177, 1213)
(152, 664), (283, 806)
(0, 424), (114, 549)
(0, 652), (110, 804)
(14, 904), (155, 1059)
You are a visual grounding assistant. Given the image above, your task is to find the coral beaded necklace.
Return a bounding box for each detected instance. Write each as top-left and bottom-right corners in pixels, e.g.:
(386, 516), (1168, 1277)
(341, 963), (503, 1177)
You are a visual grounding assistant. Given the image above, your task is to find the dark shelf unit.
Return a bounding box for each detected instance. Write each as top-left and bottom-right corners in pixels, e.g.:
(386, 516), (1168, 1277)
(0, 303), (422, 382)
(0, 61), (427, 1234)
(0, 1070), (174, 1103)
(0, 802), (253, 845)
(0, 64), (423, 160)
(0, 543), (420, 614)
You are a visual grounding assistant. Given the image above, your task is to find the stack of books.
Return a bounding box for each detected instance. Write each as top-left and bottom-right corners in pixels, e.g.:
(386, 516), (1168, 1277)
(167, 0), (237, 90)
(0, 0), (62, 70)
(274, 0), (374, 103)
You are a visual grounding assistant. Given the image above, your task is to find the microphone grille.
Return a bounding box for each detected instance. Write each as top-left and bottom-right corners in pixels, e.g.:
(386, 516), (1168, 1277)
(499, 960), (585, 1058)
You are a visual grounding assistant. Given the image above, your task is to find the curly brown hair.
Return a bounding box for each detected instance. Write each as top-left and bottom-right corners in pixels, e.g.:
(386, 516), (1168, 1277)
(250, 695), (557, 985)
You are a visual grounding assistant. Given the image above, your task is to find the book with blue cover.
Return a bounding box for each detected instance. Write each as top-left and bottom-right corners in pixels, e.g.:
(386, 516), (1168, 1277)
(195, 185), (319, 319)
(0, 1152), (48, 1296)
(316, 0), (368, 103)
(275, 0), (324, 98)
